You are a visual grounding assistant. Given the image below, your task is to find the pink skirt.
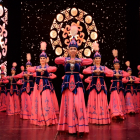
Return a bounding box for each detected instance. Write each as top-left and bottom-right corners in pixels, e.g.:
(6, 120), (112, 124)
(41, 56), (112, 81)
(87, 89), (111, 124)
(0, 93), (7, 111)
(57, 87), (89, 133)
(125, 92), (139, 113)
(137, 92), (140, 111)
(109, 90), (125, 119)
(119, 91), (126, 116)
(20, 91), (33, 119)
(6, 92), (20, 115)
(51, 90), (59, 114)
(30, 83), (57, 126)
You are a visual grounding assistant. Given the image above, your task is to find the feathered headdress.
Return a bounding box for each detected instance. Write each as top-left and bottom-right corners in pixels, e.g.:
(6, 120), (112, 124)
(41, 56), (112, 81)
(20, 66), (24, 72)
(39, 41), (47, 58)
(69, 24), (78, 48)
(1, 65), (5, 75)
(125, 61), (131, 71)
(26, 53), (32, 66)
(112, 49), (120, 64)
(93, 42), (101, 58)
(137, 65), (140, 75)
(11, 62), (17, 71)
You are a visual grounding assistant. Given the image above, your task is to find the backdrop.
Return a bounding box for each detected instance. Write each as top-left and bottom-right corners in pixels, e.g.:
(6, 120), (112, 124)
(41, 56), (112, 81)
(7, 0), (140, 105)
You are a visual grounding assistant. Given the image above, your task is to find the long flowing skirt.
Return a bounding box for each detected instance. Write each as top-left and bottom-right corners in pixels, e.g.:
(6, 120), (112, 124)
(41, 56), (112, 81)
(109, 90), (125, 119)
(30, 83), (57, 126)
(137, 92), (140, 111)
(20, 91), (33, 119)
(57, 87), (89, 133)
(125, 92), (139, 113)
(0, 93), (7, 111)
(6, 92), (20, 115)
(51, 90), (59, 114)
(119, 91), (126, 116)
(87, 89), (111, 124)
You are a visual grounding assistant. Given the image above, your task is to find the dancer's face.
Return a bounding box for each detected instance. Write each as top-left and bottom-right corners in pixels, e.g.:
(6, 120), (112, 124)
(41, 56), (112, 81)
(26, 65), (31, 70)
(94, 57), (101, 65)
(128, 70), (132, 75)
(68, 47), (77, 57)
(11, 70), (15, 75)
(40, 57), (46, 65)
(114, 63), (120, 70)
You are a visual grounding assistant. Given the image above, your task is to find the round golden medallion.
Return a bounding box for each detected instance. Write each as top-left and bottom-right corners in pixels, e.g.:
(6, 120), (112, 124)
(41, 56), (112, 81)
(56, 13), (64, 22)
(71, 8), (78, 16)
(84, 48), (91, 57)
(55, 47), (62, 55)
(85, 15), (92, 24)
(50, 30), (57, 38)
(90, 32), (98, 40)
(0, 5), (3, 17)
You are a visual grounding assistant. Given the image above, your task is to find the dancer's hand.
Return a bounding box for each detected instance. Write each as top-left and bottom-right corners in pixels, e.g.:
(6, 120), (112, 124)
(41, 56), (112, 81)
(68, 60), (75, 64)
(115, 73), (121, 77)
(36, 69), (43, 72)
(41, 68), (47, 71)
(75, 59), (81, 63)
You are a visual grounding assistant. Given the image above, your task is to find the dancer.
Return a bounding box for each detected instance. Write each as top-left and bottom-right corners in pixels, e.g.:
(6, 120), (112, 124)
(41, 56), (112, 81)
(27, 41), (57, 126)
(136, 65), (140, 111)
(123, 61), (139, 114)
(83, 42), (113, 125)
(109, 49), (129, 120)
(5, 62), (20, 115)
(55, 37), (92, 134)
(14, 54), (34, 119)
(0, 65), (8, 111)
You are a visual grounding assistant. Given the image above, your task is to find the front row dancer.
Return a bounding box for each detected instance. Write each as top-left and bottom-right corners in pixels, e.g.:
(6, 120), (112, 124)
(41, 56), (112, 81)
(55, 37), (92, 134)
(27, 42), (57, 126)
(83, 42), (113, 125)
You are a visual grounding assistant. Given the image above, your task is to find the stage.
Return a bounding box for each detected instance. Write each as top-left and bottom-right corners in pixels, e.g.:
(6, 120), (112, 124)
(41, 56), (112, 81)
(0, 111), (140, 140)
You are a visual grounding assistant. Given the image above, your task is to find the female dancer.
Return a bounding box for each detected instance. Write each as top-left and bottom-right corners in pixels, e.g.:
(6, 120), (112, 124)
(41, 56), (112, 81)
(136, 65), (140, 111)
(55, 37), (92, 134)
(109, 49), (129, 119)
(123, 61), (139, 114)
(83, 42), (113, 125)
(0, 65), (8, 111)
(14, 54), (34, 119)
(27, 42), (57, 126)
(5, 62), (20, 115)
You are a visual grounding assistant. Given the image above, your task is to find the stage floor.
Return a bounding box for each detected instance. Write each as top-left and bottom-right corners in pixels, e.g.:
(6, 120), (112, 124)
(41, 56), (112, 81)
(0, 112), (140, 140)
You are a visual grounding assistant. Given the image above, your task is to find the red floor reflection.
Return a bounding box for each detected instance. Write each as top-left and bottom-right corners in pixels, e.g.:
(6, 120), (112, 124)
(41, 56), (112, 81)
(0, 112), (140, 140)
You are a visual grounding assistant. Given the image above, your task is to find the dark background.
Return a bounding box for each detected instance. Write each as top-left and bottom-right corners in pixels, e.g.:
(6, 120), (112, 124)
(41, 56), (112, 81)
(2, 0), (140, 105)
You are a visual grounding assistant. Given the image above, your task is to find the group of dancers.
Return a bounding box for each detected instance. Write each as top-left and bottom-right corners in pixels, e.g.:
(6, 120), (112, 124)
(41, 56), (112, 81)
(0, 37), (140, 135)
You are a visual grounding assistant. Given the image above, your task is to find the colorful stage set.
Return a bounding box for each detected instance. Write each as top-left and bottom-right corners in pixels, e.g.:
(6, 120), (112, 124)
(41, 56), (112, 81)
(0, 0), (140, 140)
